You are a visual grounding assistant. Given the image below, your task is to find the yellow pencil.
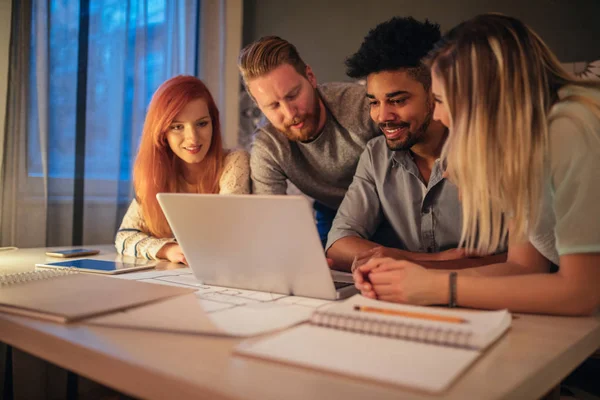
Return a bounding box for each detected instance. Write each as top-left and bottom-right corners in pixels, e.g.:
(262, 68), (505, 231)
(353, 305), (467, 324)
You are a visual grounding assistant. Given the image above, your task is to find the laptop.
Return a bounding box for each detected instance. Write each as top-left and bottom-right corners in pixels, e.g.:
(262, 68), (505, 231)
(157, 193), (356, 300)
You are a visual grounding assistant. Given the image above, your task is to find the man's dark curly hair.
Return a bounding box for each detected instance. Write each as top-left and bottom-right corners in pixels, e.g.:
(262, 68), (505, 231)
(345, 17), (441, 90)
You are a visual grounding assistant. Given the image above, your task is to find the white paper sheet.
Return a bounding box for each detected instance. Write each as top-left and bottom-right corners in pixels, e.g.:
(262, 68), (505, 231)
(208, 302), (316, 336)
(95, 269), (333, 336)
(86, 294), (229, 335)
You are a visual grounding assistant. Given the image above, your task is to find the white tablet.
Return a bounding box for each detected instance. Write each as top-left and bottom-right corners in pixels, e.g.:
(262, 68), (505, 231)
(36, 259), (156, 275)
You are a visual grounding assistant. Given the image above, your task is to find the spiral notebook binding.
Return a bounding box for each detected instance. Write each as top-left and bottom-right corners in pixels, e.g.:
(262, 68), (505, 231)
(311, 310), (474, 349)
(0, 268), (78, 287)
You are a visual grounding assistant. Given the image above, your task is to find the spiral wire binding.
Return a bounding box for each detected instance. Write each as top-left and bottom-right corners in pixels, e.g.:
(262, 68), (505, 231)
(0, 268), (79, 287)
(311, 310), (474, 349)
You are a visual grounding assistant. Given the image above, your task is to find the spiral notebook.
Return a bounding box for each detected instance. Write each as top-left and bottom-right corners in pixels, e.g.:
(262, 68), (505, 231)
(236, 294), (511, 393)
(0, 269), (194, 323)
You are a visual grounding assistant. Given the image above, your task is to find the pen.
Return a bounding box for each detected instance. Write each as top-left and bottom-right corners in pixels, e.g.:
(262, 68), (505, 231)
(353, 305), (468, 324)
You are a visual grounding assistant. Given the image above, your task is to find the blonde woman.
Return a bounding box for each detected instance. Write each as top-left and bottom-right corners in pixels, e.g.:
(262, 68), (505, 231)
(353, 14), (600, 316)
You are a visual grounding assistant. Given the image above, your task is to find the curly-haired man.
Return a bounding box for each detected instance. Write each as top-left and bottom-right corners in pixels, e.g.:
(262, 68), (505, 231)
(326, 17), (507, 271)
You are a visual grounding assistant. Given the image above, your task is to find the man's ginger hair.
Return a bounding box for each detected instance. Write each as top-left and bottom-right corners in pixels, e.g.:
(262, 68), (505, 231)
(238, 36), (307, 86)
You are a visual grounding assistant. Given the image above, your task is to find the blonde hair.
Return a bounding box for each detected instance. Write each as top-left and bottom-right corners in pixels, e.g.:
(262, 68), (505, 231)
(427, 14), (600, 254)
(238, 36), (307, 85)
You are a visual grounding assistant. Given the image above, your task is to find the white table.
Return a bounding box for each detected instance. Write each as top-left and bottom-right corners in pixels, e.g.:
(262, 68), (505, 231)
(1, 246), (599, 399)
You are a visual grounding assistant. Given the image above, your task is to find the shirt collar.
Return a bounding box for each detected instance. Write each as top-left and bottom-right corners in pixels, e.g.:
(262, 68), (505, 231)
(390, 150), (413, 169)
(391, 150), (447, 187)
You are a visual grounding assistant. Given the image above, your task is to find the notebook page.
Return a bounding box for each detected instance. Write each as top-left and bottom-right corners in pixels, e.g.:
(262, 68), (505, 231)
(120, 268), (331, 335)
(317, 294), (511, 349)
(207, 302), (316, 336)
(236, 324), (479, 393)
(86, 294), (229, 335)
(86, 291), (319, 337)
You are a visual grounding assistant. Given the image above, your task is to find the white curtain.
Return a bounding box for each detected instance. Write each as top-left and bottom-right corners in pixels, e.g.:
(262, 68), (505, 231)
(0, 0), (215, 248)
(1, 0), (33, 247)
(199, 0), (243, 150)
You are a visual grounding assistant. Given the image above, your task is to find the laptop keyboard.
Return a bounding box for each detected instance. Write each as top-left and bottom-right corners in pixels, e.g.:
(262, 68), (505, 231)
(127, 269), (350, 312)
(135, 271), (334, 312)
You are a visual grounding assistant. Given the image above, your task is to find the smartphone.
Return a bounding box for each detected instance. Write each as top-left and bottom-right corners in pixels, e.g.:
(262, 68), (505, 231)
(35, 259), (156, 275)
(45, 248), (100, 258)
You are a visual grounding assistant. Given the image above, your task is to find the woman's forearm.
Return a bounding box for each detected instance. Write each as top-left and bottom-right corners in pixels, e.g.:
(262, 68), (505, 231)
(438, 260), (545, 277)
(434, 272), (598, 316)
(423, 253), (509, 272)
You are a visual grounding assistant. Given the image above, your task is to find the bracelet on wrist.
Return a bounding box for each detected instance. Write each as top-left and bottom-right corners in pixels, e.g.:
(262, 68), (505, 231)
(449, 271), (457, 308)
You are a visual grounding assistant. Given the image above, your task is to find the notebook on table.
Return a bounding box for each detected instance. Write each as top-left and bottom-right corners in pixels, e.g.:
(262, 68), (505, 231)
(236, 294), (511, 393)
(0, 269), (194, 323)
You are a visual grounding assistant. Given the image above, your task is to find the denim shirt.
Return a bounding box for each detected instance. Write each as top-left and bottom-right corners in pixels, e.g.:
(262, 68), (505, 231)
(326, 136), (463, 253)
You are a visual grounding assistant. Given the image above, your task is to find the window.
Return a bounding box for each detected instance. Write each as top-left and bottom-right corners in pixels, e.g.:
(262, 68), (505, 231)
(27, 0), (197, 187)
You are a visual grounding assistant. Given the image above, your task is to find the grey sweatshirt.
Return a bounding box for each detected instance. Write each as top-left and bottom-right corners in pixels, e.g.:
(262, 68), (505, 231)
(250, 82), (380, 209)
